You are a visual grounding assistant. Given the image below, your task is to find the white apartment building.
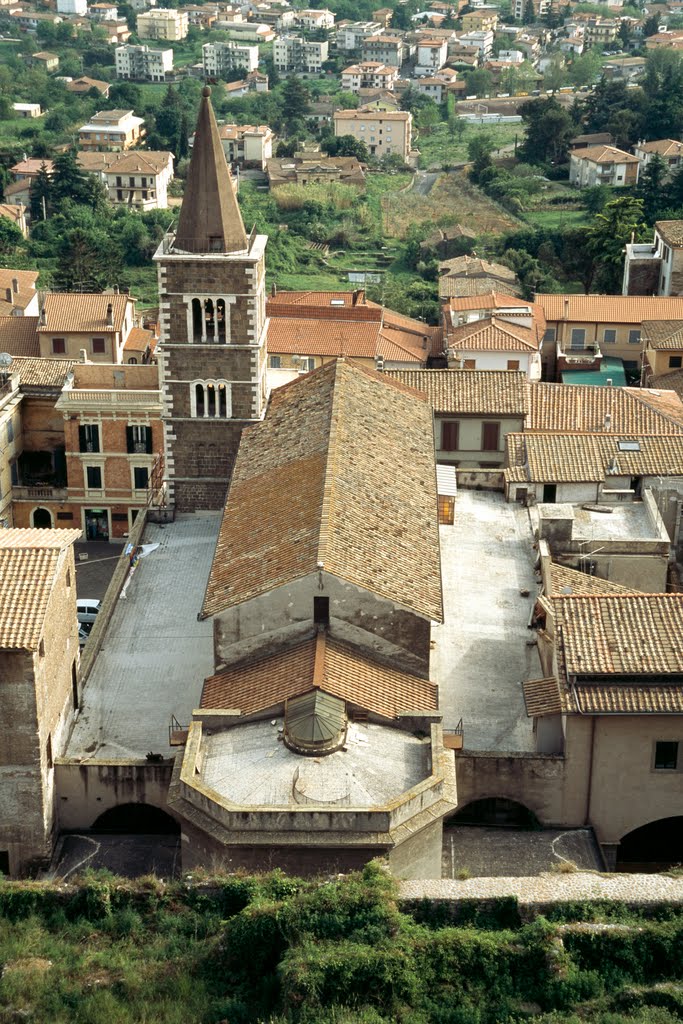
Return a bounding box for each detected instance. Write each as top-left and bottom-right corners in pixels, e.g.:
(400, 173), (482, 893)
(89, 1), (119, 19)
(136, 7), (188, 39)
(115, 44), (173, 81)
(57, 0), (88, 15)
(292, 7), (334, 29)
(203, 40), (259, 77)
(361, 34), (406, 66)
(212, 123), (274, 170)
(337, 21), (382, 50)
(457, 29), (493, 55)
(341, 61), (398, 92)
(416, 38), (448, 73)
(274, 34), (328, 72)
(333, 108), (413, 161)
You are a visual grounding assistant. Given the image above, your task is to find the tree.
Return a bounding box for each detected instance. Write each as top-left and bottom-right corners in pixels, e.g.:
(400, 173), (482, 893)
(29, 163), (52, 222)
(588, 196), (647, 291)
(467, 132), (495, 181)
(568, 49), (603, 87)
(0, 217), (24, 257)
(637, 153), (667, 222)
(642, 14), (660, 37)
(523, 0), (536, 23)
(282, 76), (310, 133)
(323, 134), (369, 161)
(517, 97), (576, 165)
(54, 226), (122, 291)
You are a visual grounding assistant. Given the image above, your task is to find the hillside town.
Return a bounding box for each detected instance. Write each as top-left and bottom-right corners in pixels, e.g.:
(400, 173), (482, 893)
(1, 0), (683, 890)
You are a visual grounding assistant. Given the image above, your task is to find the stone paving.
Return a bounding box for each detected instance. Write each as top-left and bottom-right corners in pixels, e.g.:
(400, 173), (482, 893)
(442, 826), (603, 878)
(66, 512), (220, 760)
(400, 872), (683, 905)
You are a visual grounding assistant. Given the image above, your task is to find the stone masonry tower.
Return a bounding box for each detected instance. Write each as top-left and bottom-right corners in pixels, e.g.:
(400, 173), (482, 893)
(154, 85), (268, 511)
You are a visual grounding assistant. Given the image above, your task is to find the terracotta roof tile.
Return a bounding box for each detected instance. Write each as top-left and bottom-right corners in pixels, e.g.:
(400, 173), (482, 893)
(38, 293), (131, 334)
(202, 634), (438, 718)
(527, 381), (683, 433)
(123, 326), (155, 352)
(522, 677), (565, 716)
(439, 275), (523, 298)
(386, 368), (528, 415)
(267, 317), (380, 357)
(552, 594), (683, 675)
(445, 291), (529, 312)
(549, 563), (635, 596)
(638, 139), (683, 157)
(446, 316), (539, 352)
(0, 317), (39, 357)
(650, 367), (683, 397)
(505, 432), (683, 483)
(656, 220), (683, 246)
(642, 319), (683, 350)
(0, 528), (80, 650)
(535, 293), (683, 324)
(0, 270), (38, 315)
(202, 360), (442, 621)
(573, 684), (683, 713)
(11, 356), (76, 388)
(572, 144), (639, 164)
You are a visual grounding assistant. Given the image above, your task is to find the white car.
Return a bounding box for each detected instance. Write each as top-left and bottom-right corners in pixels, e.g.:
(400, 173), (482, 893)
(77, 599), (101, 628)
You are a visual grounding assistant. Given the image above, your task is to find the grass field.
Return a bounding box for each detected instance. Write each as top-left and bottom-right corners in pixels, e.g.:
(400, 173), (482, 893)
(524, 207), (591, 229)
(417, 121), (521, 171)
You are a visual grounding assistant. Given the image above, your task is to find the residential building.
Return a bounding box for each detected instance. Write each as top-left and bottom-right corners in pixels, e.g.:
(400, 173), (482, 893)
(457, 29), (493, 56)
(642, 320), (683, 380)
(36, 292), (137, 362)
(153, 85), (269, 512)
(57, 0), (88, 12)
(214, 20), (274, 41)
(191, 123), (274, 170)
(416, 37), (448, 72)
(512, 0), (550, 18)
(333, 108), (414, 162)
(202, 40), (259, 78)
(441, 314), (543, 379)
(0, 528), (81, 875)
(180, 4), (218, 30)
(10, 10), (63, 32)
(602, 55), (646, 80)
(569, 144), (640, 188)
(337, 21), (383, 50)
(645, 29), (683, 49)
(136, 7), (188, 39)
(569, 132), (613, 151)
(0, 270), (39, 317)
(292, 7), (334, 29)
(221, 70), (270, 96)
(341, 60), (398, 92)
(438, 256), (522, 299)
(623, 221), (683, 297)
(167, 359), (452, 876)
(65, 76), (111, 96)
(265, 288), (440, 373)
(0, 205), (28, 238)
(265, 139), (364, 186)
(101, 20), (132, 43)
(78, 109), (146, 151)
(49, 363), (163, 540)
(12, 103), (42, 119)
(101, 150), (174, 209)
(535, 293), (683, 378)
(462, 7), (498, 31)
(634, 138), (683, 176)
(273, 34), (328, 72)
(31, 51), (59, 71)
(372, 6), (393, 26)
(361, 34), (406, 66)
(115, 44), (173, 81)
(89, 1), (119, 18)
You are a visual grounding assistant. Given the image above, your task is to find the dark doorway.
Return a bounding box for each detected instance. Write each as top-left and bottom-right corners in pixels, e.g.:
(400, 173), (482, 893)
(616, 816), (683, 872)
(314, 596), (330, 627)
(448, 798), (540, 829)
(85, 508), (109, 541)
(91, 803), (179, 835)
(543, 484), (557, 503)
(32, 507), (52, 528)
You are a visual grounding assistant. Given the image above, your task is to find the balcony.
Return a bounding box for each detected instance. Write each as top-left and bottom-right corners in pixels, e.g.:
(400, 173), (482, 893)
(13, 485), (68, 501)
(556, 338), (602, 373)
(57, 388), (161, 412)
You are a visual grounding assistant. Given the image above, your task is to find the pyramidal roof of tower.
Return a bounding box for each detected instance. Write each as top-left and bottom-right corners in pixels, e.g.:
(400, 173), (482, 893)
(173, 85), (248, 255)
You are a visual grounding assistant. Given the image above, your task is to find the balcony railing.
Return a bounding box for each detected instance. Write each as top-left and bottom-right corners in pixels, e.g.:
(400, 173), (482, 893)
(61, 389), (160, 406)
(13, 485), (68, 501)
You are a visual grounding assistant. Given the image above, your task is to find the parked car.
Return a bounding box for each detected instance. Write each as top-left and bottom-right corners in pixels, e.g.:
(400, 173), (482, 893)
(78, 625), (90, 648)
(77, 599), (101, 628)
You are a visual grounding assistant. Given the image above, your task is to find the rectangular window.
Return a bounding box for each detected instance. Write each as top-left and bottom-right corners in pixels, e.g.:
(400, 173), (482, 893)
(482, 422), (500, 451)
(269, 355), (282, 368)
(79, 424), (100, 454)
(126, 424), (152, 454)
(654, 741), (678, 770)
(92, 337), (106, 354)
(463, 358), (476, 369)
(543, 327), (556, 342)
(570, 328), (586, 349)
(86, 465), (102, 489)
(603, 329), (616, 344)
(507, 360), (520, 371)
(441, 421), (459, 451)
(133, 466), (149, 490)
(669, 356), (682, 369)
(52, 338), (66, 354)
(6, 419), (13, 443)
(629, 329), (641, 344)
(10, 460), (18, 486)
(314, 595), (330, 626)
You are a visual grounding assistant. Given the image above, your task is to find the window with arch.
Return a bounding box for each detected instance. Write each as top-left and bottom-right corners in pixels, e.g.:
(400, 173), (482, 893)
(190, 380), (231, 419)
(188, 296), (234, 344)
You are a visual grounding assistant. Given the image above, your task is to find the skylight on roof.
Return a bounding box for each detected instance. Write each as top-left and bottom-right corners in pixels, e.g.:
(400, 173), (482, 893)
(330, 299), (345, 306)
(618, 440), (640, 452)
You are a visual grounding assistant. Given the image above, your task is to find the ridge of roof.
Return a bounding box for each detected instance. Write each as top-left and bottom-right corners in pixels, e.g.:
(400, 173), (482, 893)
(174, 86), (248, 255)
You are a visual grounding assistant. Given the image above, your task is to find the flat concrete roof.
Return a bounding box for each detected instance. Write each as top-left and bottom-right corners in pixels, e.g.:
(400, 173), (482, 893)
(66, 513), (220, 760)
(571, 502), (661, 542)
(201, 719), (430, 807)
(431, 490), (538, 752)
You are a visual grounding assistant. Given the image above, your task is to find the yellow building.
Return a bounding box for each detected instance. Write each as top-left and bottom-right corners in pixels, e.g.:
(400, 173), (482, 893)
(137, 7), (189, 40)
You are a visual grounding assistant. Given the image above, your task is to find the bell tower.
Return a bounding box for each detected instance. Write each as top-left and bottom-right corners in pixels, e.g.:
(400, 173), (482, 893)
(154, 85), (268, 512)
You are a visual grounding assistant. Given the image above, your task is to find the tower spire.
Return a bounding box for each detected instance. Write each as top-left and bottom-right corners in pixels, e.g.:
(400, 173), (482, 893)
(173, 85), (248, 255)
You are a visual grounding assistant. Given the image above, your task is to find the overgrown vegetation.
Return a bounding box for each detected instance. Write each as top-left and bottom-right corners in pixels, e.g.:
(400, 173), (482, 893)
(1, 864), (683, 1023)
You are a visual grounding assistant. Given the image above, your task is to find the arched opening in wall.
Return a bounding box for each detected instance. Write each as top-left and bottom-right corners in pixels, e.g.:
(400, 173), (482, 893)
(32, 507), (53, 528)
(216, 298), (226, 342)
(195, 382), (205, 417)
(91, 803), (180, 835)
(206, 383), (216, 416)
(204, 298), (215, 341)
(447, 798), (540, 829)
(616, 816), (683, 872)
(191, 297), (202, 341)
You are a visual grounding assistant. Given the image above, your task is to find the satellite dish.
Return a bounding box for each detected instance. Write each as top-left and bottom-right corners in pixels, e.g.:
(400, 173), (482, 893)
(0, 353), (13, 369)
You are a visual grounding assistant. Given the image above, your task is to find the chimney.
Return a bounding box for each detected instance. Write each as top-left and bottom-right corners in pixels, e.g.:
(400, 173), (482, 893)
(563, 297), (569, 319)
(11, 278), (18, 295)
(39, 306), (46, 326)
(80, 349), (88, 363)
(271, 282), (277, 297)
(604, 412), (611, 430)
(106, 302), (114, 327)
(606, 377), (613, 386)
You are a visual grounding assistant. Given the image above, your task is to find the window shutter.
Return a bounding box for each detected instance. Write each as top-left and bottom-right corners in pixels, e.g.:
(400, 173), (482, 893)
(126, 426), (134, 454)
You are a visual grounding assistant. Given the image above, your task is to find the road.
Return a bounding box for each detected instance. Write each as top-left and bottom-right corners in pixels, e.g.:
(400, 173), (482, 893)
(413, 170), (439, 195)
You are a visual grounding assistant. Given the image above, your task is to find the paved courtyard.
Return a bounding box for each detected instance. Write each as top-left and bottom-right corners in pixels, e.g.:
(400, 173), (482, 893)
(432, 490), (540, 752)
(66, 512), (220, 761)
